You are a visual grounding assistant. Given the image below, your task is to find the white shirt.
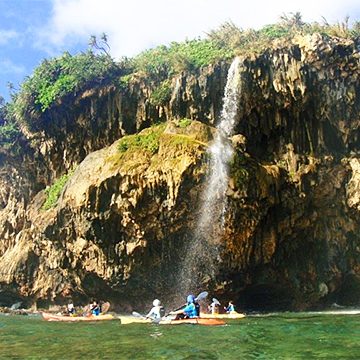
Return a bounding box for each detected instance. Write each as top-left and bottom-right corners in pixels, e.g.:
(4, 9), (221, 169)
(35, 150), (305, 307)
(146, 305), (162, 319)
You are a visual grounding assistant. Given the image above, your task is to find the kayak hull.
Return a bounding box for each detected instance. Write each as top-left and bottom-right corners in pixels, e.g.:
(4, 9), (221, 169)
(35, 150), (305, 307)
(119, 316), (225, 325)
(119, 316), (152, 324)
(42, 312), (114, 322)
(161, 318), (226, 325)
(200, 312), (246, 319)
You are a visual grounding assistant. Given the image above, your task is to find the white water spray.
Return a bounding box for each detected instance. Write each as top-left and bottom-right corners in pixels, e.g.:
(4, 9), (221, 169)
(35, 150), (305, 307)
(200, 56), (242, 231)
(181, 57), (242, 292)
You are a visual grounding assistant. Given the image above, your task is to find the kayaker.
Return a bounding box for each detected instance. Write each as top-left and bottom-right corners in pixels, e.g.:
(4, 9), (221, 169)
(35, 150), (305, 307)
(145, 299), (165, 320)
(208, 300), (219, 315)
(90, 300), (101, 315)
(66, 300), (75, 315)
(224, 301), (235, 313)
(170, 294), (199, 319)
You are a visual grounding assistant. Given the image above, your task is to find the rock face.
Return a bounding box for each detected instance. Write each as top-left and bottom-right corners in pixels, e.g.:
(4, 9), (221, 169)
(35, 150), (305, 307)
(0, 33), (360, 311)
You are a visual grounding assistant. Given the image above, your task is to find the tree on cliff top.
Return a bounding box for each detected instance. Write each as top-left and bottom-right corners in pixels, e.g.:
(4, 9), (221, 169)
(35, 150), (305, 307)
(8, 50), (122, 132)
(89, 33), (111, 56)
(6, 13), (360, 134)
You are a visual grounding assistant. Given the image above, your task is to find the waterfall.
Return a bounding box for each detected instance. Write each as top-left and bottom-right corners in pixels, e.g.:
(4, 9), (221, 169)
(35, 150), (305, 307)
(180, 57), (242, 294)
(200, 56), (242, 231)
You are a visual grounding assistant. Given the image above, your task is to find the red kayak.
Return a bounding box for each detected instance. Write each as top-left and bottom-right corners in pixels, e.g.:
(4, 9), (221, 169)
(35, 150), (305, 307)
(119, 316), (226, 325)
(42, 312), (114, 322)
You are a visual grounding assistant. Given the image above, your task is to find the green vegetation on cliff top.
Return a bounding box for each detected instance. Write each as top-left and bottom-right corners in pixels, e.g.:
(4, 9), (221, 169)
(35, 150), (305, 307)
(7, 51), (121, 133)
(1, 13), (360, 136)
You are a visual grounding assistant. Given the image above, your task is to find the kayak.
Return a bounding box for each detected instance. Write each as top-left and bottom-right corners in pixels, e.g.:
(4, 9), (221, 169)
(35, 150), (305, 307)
(200, 312), (246, 319)
(119, 316), (152, 324)
(42, 312), (114, 322)
(118, 316), (225, 326)
(160, 318), (226, 326)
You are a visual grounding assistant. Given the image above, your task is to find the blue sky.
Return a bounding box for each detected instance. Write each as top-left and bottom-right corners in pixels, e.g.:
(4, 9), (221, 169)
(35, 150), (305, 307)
(0, 0), (359, 102)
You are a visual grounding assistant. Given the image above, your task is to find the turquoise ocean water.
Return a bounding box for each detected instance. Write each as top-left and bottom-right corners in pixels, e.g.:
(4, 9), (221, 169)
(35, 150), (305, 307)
(1, 311), (360, 359)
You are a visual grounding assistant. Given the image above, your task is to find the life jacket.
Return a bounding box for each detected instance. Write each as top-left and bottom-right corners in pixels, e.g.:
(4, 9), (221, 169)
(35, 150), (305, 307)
(195, 302), (200, 317)
(183, 303), (198, 318)
(91, 305), (101, 315)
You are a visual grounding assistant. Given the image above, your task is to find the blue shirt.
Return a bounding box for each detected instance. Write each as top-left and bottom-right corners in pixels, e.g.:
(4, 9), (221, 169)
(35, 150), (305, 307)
(226, 304), (235, 312)
(183, 303), (198, 318)
(91, 306), (101, 315)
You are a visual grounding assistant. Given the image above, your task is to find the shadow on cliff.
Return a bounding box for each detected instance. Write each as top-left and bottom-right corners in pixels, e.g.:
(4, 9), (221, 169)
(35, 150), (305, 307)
(238, 283), (302, 312)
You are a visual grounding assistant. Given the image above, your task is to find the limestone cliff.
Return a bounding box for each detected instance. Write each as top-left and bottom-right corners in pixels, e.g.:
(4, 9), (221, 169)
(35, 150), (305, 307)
(0, 33), (360, 311)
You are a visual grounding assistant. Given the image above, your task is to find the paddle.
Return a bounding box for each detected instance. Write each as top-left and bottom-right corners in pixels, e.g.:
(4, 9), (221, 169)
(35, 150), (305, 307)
(196, 291), (209, 301)
(173, 291), (209, 312)
(163, 291), (209, 320)
(132, 291), (209, 323)
(132, 311), (145, 319)
(83, 303), (92, 317)
(101, 301), (110, 314)
(209, 298), (221, 315)
(132, 310), (159, 322)
(195, 291), (209, 303)
(212, 298), (221, 305)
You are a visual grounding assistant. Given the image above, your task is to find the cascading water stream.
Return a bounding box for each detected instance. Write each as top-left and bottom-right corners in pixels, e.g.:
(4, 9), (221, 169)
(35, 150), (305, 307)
(180, 57), (242, 293)
(200, 56), (242, 232)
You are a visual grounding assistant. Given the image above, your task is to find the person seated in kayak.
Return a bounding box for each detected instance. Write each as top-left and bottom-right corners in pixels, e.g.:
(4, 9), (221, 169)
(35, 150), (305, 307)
(66, 300), (75, 315)
(170, 294), (199, 320)
(145, 299), (165, 320)
(208, 300), (219, 315)
(90, 300), (101, 315)
(224, 301), (235, 313)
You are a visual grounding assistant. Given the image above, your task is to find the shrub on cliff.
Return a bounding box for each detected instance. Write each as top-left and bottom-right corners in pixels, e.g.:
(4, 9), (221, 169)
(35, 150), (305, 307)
(150, 79), (172, 106)
(112, 122), (207, 173)
(41, 167), (76, 211)
(9, 51), (122, 132)
(117, 123), (165, 156)
(207, 14), (360, 54)
(0, 120), (20, 150)
(131, 38), (234, 80)
(0, 101), (20, 152)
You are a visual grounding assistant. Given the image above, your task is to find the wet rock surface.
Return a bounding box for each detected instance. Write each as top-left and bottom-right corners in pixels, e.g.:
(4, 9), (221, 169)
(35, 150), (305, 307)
(0, 34), (360, 312)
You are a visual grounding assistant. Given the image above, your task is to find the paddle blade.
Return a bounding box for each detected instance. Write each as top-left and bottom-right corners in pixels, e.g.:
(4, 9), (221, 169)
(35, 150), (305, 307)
(196, 291), (208, 301)
(101, 302), (110, 313)
(132, 311), (143, 318)
(165, 291), (208, 317)
(212, 298), (221, 305)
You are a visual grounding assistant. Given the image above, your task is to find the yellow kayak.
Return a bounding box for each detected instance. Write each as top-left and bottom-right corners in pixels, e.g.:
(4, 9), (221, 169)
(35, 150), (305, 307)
(200, 312), (246, 319)
(42, 312), (114, 322)
(118, 316), (152, 324)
